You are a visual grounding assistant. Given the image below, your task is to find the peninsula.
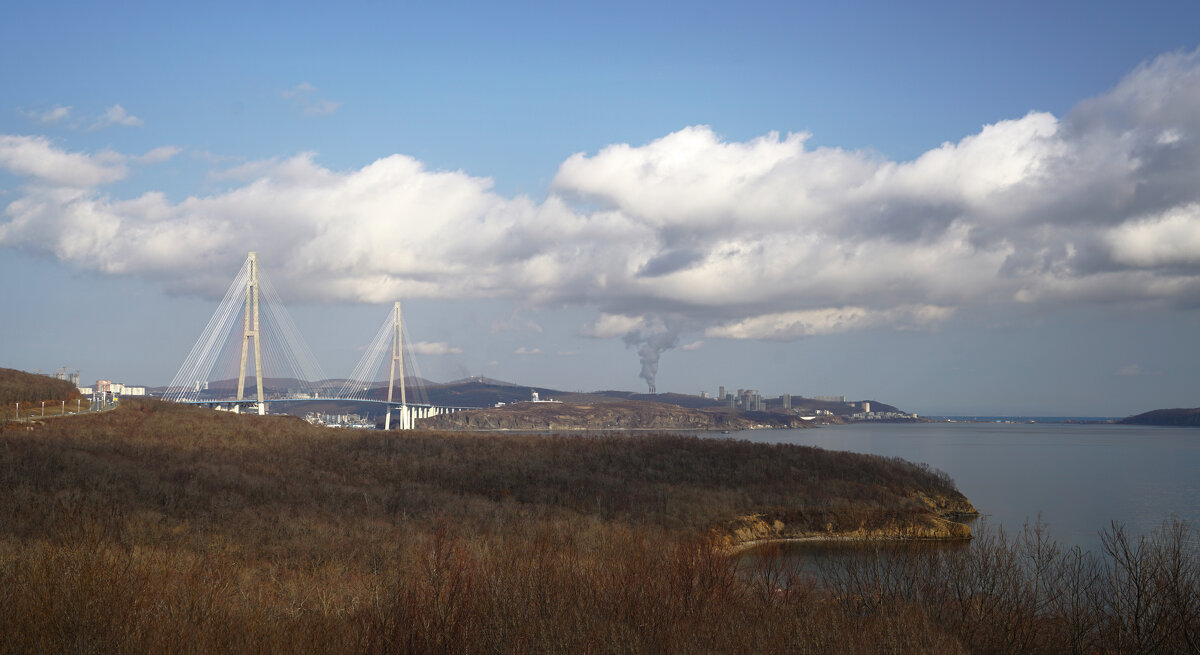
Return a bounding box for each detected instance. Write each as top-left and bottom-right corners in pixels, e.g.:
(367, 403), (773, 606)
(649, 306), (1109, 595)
(1119, 407), (1200, 427)
(0, 367), (1011, 651)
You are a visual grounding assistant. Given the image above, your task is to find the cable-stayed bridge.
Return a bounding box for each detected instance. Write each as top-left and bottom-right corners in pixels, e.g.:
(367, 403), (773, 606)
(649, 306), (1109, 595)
(163, 252), (474, 429)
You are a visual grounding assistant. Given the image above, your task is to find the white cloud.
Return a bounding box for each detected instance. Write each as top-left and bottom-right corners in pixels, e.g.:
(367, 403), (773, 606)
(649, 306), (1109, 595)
(137, 146), (182, 164)
(1105, 203), (1200, 268)
(514, 347), (543, 355)
(0, 137), (179, 190)
(680, 340), (704, 351)
(4, 46), (1200, 347)
(282, 82), (342, 117)
(705, 306), (955, 340)
(0, 135), (127, 187)
(91, 104), (143, 129)
(33, 106), (72, 124)
(580, 313), (652, 338)
(409, 341), (462, 355)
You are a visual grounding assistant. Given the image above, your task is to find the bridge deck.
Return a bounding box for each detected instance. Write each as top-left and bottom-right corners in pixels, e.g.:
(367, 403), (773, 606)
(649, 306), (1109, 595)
(175, 397), (476, 410)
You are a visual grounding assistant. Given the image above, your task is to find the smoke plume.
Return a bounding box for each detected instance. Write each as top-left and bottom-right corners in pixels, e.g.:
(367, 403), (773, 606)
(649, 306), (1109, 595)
(622, 324), (681, 394)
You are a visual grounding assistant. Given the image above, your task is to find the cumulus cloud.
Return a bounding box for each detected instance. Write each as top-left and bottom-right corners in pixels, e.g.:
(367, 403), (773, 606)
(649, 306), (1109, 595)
(514, 347), (543, 355)
(0, 135), (128, 187)
(1104, 203), (1200, 268)
(91, 104), (143, 129)
(0, 138), (180, 190)
(282, 82), (342, 117)
(4, 46), (1200, 352)
(409, 341), (462, 355)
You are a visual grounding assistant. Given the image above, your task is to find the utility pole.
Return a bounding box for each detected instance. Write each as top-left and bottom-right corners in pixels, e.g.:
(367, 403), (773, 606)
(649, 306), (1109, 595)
(235, 252), (266, 415)
(384, 301), (407, 430)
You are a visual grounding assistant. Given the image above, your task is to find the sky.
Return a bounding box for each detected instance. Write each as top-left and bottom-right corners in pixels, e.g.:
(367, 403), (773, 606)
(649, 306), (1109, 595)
(3, 0), (1200, 416)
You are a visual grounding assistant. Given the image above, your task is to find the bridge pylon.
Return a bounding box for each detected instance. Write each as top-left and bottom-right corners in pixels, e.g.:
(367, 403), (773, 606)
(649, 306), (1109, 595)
(385, 301), (407, 430)
(235, 251), (266, 415)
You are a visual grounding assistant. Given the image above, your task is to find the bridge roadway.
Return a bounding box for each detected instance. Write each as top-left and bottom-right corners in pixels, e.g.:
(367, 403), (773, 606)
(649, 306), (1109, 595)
(178, 396), (472, 408)
(178, 397), (477, 427)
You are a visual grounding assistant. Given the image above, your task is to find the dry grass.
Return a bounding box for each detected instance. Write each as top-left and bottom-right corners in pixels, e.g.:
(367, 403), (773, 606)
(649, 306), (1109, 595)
(0, 367), (84, 421)
(0, 399), (1196, 653)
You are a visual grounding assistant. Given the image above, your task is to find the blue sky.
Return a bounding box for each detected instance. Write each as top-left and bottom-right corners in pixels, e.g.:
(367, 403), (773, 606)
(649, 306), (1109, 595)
(3, 1), (1200, 415)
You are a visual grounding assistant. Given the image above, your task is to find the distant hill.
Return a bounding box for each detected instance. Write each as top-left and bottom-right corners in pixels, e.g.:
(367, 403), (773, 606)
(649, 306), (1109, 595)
(0, 367), (81, 406)
(425, 381), (564, 408)
(417, 399), (813, 431)
(568, 390), (724, 409)
(144, 374), (909, 426)
(443, 376), (522, 387)
(1119, 407), (1200, 427)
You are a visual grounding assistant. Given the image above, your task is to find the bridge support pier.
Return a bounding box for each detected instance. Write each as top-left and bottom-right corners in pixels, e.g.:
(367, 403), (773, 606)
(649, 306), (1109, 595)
(385, 404), (410, 431)
(384, 301), (407, 430)
(235, 252), (266, 416)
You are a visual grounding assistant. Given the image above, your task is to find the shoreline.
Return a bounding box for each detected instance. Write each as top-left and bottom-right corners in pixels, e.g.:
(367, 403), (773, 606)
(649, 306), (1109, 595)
(724, 530), (974, 556)
(717, 508), (977, 556)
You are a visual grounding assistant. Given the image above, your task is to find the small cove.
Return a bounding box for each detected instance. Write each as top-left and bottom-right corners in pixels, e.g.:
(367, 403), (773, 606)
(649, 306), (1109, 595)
(714, 421), (1200, 554)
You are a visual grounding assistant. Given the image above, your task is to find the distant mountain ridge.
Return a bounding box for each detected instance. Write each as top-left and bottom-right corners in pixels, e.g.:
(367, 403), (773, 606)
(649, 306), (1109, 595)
(141, 375), (905, 426)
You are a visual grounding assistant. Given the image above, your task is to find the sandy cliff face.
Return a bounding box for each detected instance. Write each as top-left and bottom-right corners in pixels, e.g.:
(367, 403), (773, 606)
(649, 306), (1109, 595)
(717, 489), (978, 550)
(720, 509), (974, 551)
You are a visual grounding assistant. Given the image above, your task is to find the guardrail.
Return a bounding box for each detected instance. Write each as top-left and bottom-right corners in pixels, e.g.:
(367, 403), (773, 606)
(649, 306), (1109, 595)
(5, 398), (117, 424)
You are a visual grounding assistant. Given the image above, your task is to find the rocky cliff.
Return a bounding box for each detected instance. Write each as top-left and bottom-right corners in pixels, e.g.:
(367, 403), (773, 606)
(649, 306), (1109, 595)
(721, 491), (978, 550)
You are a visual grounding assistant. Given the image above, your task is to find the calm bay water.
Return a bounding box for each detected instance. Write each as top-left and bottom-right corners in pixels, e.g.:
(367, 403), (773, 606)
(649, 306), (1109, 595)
(717, 421), (1200, 551)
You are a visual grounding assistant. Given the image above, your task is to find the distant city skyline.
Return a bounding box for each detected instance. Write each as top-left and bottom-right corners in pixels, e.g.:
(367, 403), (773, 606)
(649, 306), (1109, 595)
(3, 1), (1200, 416)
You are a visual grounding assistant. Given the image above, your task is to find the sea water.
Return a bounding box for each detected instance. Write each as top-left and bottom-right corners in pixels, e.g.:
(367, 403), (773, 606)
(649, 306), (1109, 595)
(714, 421), (1200, 552)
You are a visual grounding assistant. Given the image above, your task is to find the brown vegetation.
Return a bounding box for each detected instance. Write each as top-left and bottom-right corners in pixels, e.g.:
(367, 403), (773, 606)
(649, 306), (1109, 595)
(0, 367), (83, 420)
(0, 398), (1196, 653)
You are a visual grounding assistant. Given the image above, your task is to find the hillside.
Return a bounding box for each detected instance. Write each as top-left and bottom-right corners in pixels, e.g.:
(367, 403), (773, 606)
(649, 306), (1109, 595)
(0, 367), (80, 405)
(3, 396), (1192, 653)
(1, 367), (83, 421)
(1120, 407), (1200, 427)
(417, 399), (812, 431)
(0, 398), (974, 540)
(572, 390), (725, 409)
